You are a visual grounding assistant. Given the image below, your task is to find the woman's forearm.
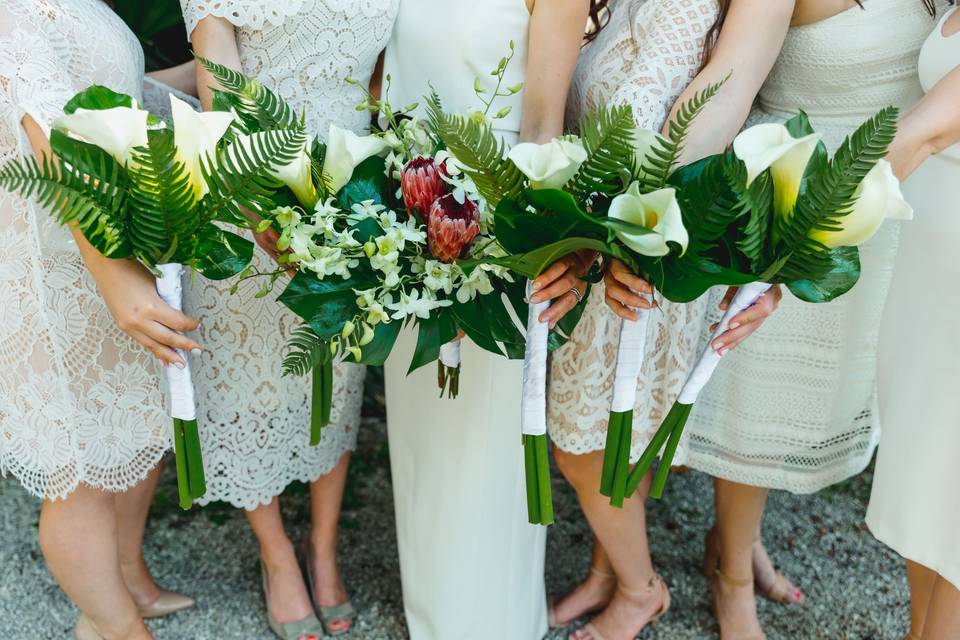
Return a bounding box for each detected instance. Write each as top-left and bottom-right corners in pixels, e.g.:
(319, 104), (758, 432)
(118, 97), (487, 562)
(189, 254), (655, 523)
(190, 16), (243, 111)
(888, 65), (960, 180)
(146, 60), (199, 97)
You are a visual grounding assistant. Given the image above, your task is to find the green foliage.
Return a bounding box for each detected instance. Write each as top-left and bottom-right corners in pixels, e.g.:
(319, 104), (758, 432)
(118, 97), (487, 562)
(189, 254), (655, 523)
(198, 56), (299, 131)
(776, 106), (899, 283)
(0, 153), (131, 258)
(566, 106), (636, 201)
(638, 78), (726, 191)
(282, 325), (331, 377)
(425, 92), (524, 208)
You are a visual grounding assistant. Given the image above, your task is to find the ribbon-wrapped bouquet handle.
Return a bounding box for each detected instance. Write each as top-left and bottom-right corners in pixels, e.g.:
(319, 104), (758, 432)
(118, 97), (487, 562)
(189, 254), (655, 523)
(521, 279), (553, 525)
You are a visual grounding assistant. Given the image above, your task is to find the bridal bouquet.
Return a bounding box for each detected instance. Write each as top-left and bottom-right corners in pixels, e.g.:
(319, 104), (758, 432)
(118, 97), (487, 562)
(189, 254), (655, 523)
(623, 109), (913, 499)
(0, 85), (306, 508)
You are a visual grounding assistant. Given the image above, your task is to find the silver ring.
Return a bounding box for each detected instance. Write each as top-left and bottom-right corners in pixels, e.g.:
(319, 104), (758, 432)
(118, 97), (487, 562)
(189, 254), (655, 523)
(569, 287), (584, 303)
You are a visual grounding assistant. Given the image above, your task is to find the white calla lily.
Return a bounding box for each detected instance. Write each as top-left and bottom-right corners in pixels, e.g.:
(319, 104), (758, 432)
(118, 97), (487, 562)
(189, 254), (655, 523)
(323, 124), (389, 193)
(170, 95), (236, 200)
(608, 182), (688, 257)
(53, 106), (149, 166)
(507, 138), (587, 190)
(733, 123), (821, 217)
(227, 133), (318, 208)
(810, 159), (913, 248)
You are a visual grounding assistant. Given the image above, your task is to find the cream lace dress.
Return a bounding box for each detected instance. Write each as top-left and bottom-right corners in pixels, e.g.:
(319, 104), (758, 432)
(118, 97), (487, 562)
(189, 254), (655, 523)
(684, 0), (934, 493)
(179, 0), (398, 509)
(0, 0), (170, 499)
(548, 0), (718, 462)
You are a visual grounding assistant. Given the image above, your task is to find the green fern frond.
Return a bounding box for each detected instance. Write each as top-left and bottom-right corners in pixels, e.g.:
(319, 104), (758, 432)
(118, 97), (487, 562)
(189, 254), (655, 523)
(566, 105), (636, 201)
(776, 106), (899, 281)
(198, 56), (298, 130)
(727, 162), (774, 271)
(127, 130), (201, 265)
(202, 125), (309, 226)
(283, 325), (331, 377)
(639, 78), (726, 191)
(425, 92), (524, 208)
(0, 154), (130, 257)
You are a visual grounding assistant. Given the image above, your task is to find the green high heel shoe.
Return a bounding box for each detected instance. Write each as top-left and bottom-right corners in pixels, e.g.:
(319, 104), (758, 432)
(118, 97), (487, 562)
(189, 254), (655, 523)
(260, 561), (324, 640)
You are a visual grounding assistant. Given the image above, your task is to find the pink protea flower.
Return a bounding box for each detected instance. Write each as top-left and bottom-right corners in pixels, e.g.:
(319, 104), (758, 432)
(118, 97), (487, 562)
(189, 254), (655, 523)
(427, 194), (481, 263)
(401, 156), (447, 220)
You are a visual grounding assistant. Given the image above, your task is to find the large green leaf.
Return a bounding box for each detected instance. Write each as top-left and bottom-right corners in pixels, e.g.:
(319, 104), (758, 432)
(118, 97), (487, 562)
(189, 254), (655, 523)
(277, 269), (373, 339)
(338, 155), (389, 211)
(452, 299), (506, 357)
(785, 246), (861, 303)
(194, 226), (254, 280)
(62, 85), (163, 128)
(408, 310), (459, 374)
(358, 319), (402, 366)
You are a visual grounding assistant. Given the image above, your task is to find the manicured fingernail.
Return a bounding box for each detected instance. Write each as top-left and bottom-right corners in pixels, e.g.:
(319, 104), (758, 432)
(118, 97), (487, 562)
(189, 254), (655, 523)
(530, 294), (541, 304)
(175, 361), (185, 370)
(728, 322), (740, 330)
(713, 341), (724, 352)
(720, 347), (729, 356)
(191, 348), (202, 356)
(531, 281), (542, 291)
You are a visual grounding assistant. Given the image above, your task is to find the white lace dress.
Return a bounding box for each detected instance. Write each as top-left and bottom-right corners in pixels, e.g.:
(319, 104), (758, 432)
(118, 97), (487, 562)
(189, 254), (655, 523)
(684, 0), (934, 493)
(0, 0), (170, 500)
(179, 0), (398, 510)
(548, 0), (718, 462)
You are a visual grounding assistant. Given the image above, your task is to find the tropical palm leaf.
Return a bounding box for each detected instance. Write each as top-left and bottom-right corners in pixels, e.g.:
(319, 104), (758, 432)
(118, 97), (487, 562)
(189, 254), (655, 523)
(198, 56), (299, 131)
(566, 105), (636, 201)
(425, 92), (524, 209)
(776, 107), (898, 282)
(639, 78), (726, 191)
(282, 325), (331, 377)
(0, 153), (130, 257)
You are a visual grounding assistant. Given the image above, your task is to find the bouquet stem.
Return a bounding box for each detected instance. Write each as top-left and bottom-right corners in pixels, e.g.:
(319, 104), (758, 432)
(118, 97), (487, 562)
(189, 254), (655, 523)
(438, 341), (461, 399)
(521, 279), (553, 525)
(601, 309), (651, 505)
(156, 264), (203, 510)
(624, 282), (772, 499)
(310, 358), (334, 446)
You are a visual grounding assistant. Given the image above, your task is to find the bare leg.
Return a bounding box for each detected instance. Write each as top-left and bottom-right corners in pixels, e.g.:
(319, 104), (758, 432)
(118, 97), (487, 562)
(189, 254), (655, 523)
(115, 463), (163, 607)
(713, 478), (767, 639)
(919, 571), (960, 640)
(906, 560), (937, 639)
(556, 449), (668, 640)
(39, 484), (153, 640)
(550, 536), (616, 626)
(307, 451), (351, 610)
(246, 498), (314, 625)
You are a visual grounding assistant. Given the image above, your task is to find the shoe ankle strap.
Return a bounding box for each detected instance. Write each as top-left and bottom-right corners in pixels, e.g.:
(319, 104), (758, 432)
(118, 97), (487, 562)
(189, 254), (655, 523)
(589, 566), (617, 581)
(715, 568), (753, 587)
(616, 573), (663, 600)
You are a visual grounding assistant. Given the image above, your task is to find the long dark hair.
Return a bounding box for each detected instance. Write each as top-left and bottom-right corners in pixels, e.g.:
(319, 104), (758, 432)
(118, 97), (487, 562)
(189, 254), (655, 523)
(700, 0), (939, 67)
(586, 0), (611, 43)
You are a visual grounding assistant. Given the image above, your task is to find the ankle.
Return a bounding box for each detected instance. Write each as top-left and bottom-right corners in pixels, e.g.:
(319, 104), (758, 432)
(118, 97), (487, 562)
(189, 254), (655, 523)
(119, 559), (160, 606)
(259, 539), (299, 569)
(307, 533), (338, 557)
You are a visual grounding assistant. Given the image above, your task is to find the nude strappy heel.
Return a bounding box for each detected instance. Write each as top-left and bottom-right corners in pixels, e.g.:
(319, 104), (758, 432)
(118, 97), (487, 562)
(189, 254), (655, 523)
(548, 567), (617, 629)
(710, 569), (766, 640)
(304, 541), (356, 636)
(704, 528), (804, 605)
(569, 574), (671, 640)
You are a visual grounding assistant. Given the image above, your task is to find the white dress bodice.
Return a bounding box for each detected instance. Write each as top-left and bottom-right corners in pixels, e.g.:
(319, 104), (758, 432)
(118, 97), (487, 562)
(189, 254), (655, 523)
(383, 0), (530, 137)
(0, 0), (170, 499)
(178, 0), (397, 508)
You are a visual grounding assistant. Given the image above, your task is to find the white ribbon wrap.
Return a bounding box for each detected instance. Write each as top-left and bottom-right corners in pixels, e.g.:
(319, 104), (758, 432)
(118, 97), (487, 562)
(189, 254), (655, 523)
(609, 303), (652, 414)
(155, 263), (197, 421)
(439, 341), (461, 369)
(521, 280), (550, 437)
(676, 281), (772, 405)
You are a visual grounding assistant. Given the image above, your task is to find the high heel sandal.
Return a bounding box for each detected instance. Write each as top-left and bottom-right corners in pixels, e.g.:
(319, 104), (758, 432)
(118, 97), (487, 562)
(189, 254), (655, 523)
(304, 541), (357, 636)
(710, 569), (766, 640)
(260, 560), (324, 640)
(74, 615), (104, 640)
(569, 574), (671, 640)
(548, 567), (617, 629)
(704, 528), (804, 605)
(137, 588), (195, 619)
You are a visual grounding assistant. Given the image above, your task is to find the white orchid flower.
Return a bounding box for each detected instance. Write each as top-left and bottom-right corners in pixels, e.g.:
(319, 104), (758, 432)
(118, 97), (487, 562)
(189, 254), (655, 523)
(608, 182), (688, 257)
(228, 132), (318, 208)
(733, 123), (821, 217)
(507, 138), (588, 190)
(323, 124), (389, 193)
(53, 105), (149, 167)
(810, 159), (913, 248)
(168, 95), (236, 200)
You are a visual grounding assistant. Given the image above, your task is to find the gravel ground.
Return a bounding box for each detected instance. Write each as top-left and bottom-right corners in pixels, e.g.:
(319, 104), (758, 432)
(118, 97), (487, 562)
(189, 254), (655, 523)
(0, 377), (910, 640)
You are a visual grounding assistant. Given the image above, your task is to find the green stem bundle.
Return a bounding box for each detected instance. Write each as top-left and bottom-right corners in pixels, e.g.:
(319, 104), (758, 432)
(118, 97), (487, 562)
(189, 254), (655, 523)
(523, 433), (554, 525)
(172, 418), (206, 510)
(600, 410), (634, 507)
(624, 401), (692, 499)
(310, 358), (334, 446)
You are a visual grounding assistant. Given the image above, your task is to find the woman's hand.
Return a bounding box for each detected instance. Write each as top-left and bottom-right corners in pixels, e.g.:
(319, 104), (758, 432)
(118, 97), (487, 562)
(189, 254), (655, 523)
(530, 250), (596, 328)
(710, 284), (782, 354)
(87, 252), (201, 368)
(603, 259), (656, 321)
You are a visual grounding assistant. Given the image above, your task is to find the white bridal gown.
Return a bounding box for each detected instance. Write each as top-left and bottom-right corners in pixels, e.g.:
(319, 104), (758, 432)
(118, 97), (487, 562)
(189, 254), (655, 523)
(868, 6), (960, 590)
(683, 0), (933, 493)
(0, 0), (171, 499)
(549, 0), (718, 463)
(382, 1), (548, 638)
(178, 0), (398, 509)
